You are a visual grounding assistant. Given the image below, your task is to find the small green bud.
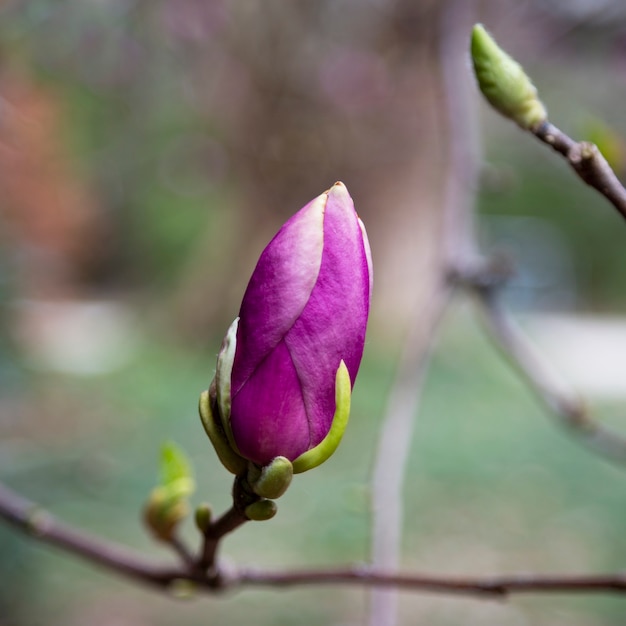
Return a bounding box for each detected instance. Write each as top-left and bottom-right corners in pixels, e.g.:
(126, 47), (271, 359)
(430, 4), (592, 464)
(144, 442), (196, 541)
(144, 442), (195, 541)
(471, 23), (547, 130)
(144, 487), (189, 541)
(194, 503), (212, 533)
(248, 456), (293, 500)
(245, 499), (277, 521)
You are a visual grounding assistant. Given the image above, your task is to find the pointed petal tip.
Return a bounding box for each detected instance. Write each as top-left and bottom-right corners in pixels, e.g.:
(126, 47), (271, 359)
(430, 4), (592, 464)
(325, 181), (355, 215)
(325, 181), (348, 196)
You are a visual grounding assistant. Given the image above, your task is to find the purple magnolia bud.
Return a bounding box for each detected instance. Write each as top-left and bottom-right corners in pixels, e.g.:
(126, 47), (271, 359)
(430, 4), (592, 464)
(221, 182), (372, 468)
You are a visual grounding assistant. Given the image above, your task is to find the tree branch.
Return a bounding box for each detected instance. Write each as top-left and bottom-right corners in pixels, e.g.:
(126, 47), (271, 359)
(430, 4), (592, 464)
(1, 480), (625, 599)
(166, 534), (196, 569)
(236, 566), (626, 597)
(456, 266), (626, 465)
(533, 121), (626, 222)
(0, 481), (178, 589)
(198, 504), (248, 572)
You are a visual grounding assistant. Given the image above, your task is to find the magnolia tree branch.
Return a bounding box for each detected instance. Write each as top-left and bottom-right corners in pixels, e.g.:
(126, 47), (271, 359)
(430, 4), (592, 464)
(472, 25), (626, 222)
(533, 121), (626, 222)
(1, 480), (625, 598)
(470, 26), (626, 465)
(455, 267), (626, 464)
(198, 505), (248, 572)
(237, 567), (626, 596)
(0, 482), (177, 589)
(167, 534), (196, 569)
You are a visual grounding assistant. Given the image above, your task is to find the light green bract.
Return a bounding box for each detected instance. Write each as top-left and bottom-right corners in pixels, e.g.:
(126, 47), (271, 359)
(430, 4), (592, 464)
(292, 360), (352, 474)
(198, 389), (247, 476)
(215, 317), (239, 450)
(471, 23), (547, 130)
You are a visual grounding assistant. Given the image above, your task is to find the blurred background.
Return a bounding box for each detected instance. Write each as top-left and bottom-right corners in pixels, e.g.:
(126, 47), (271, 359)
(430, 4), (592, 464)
(1, 0), (626, 624)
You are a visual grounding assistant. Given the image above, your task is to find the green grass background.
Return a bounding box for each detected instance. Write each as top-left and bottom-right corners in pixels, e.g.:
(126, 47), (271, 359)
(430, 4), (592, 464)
(1, 303), (624, 626)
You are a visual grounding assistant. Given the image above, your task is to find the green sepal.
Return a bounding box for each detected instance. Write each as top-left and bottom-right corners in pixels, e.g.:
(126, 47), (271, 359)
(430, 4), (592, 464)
(248, 456), (293, 499)
(292, 360), (351, 474)
(471, 23), (547, 130)
(199, 388), (247, 475)
(245, 499), (277, 521)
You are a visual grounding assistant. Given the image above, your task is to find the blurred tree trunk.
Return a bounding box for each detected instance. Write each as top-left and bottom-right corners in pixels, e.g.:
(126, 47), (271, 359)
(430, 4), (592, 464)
(172, 0), (447, 345)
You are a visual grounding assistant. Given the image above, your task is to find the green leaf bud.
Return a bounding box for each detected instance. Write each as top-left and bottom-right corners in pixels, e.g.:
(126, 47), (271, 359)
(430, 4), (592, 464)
(194, 503), (212, 533)
(248, 456), (293, 500)
(144, 443), (195, 541)
(244, 499), (278, 521)
(143, 486), (190, 541)
(471, 23), (547, 130)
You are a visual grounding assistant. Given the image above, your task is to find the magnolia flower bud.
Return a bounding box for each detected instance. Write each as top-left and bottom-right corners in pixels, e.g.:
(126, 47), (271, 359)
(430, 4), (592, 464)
(202, 182), (372, 481)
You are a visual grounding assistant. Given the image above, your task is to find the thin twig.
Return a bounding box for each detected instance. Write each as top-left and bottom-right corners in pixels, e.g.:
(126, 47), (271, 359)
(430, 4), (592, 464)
(198, 505), (248, 572)
(459, 272), (626, 464)
(167, 534), (196, 569)
(533, 121), (626, 222)
(196, 473), (259, 573)
(1, 480), (625, 599)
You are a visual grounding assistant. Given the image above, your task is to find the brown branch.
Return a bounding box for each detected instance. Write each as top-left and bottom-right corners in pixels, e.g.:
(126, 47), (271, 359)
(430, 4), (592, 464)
(237, 566), (626, 597)
(196, 474), (256, 572)
(533, 121), (626, 222)
(166, 534), (196, 569)
(458, 268), (626, 464)
(198, 505), (248, 572)
(2, 479), (624, 599)
(0, 481), (178, 589)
